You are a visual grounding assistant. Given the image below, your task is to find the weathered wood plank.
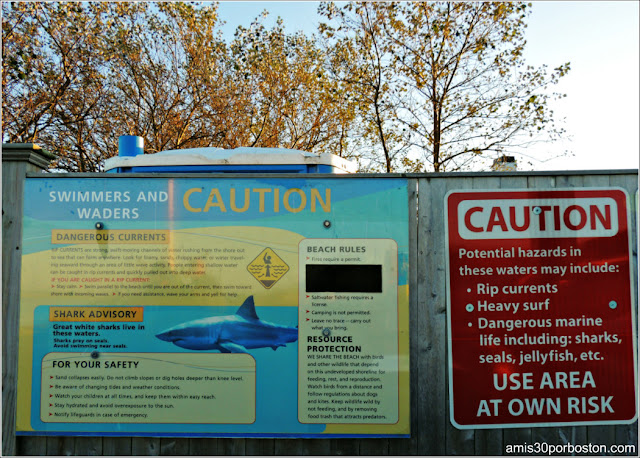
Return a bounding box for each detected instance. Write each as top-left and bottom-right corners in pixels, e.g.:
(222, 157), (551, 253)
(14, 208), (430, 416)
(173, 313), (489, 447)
(415, 177), (438, 455)
(160, 438), (189, 455)
(273, 439), (303, 455)
(16, 436), (47, 456)
(3, 161), (30, 457)
(616, 425), (639, 456)
(132, 437), (160, 455)
(502, 428), (532, 455)
(244, 438), (274, 455)
(581, 173), (608, 187)
(74, 436), (102, 456)
(358, 438), (389, 455)
(102, 437), (132, 456)
(46, 436), (75, 455)
(445, 423), (475, 456)
(3, 145), (54, 456)
(497, 175), (529, 191)
(442, 177), (476, 456)
(188, 438), (218, 455)
(526, 174), (557, 190)
(330, 438), (359, 455)
(417, 177), (455, 455)
(293, 438), (330, 455)
(216, 438), (245, 455)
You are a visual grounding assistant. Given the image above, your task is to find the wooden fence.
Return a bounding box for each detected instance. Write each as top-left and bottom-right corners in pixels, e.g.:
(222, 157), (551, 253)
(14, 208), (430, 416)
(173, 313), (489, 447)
(3, 145), (638, 455)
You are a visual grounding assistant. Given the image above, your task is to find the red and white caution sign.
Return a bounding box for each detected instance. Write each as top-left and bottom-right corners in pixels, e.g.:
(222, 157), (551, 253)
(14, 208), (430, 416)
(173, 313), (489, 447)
(445, 188), (637, 428)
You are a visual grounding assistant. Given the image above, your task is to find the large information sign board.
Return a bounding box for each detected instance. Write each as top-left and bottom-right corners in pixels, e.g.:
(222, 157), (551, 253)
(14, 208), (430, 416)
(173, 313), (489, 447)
(446, 189), (637, 429)
(18, 176), (410, 438)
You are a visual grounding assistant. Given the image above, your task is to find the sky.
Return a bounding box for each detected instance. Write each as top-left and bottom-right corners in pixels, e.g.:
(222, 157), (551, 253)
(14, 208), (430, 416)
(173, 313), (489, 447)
(216, 1), (639, 172)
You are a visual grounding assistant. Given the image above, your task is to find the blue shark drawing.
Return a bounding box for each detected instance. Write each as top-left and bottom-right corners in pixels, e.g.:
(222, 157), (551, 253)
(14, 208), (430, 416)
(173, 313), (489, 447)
(155, 296), (298, 353)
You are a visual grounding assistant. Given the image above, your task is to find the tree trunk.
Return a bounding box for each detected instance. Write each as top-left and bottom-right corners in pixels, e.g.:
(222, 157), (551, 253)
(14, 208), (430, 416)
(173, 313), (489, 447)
(432, 102), (441, 172)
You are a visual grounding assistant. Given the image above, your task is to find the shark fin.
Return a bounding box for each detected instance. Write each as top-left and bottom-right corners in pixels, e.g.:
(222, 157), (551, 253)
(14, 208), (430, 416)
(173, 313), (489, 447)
(236, 296), (259, 320)
(218, 341), (249, 353)
(271, 344), (285, 351)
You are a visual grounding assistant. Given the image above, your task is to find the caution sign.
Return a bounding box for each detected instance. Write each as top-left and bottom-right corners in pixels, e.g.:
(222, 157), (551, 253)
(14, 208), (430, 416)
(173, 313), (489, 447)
(445, 188), (637, 429)
(247, 248), (289, 289)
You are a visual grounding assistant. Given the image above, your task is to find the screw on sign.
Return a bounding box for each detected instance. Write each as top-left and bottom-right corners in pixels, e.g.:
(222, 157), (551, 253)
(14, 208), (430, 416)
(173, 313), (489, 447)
(445, 189), (637, 428)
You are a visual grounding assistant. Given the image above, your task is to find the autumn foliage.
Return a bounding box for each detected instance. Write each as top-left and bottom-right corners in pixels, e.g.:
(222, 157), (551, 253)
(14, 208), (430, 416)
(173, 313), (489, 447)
(2, 2), (568, 172)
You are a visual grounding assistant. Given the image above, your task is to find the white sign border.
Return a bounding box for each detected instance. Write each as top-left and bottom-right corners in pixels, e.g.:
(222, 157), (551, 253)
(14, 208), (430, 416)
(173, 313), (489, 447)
(444, 187), (638, 430)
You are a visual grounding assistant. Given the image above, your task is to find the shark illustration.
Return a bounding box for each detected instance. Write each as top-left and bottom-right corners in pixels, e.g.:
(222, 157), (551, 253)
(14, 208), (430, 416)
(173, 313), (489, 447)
(155, 296), (298, 353)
